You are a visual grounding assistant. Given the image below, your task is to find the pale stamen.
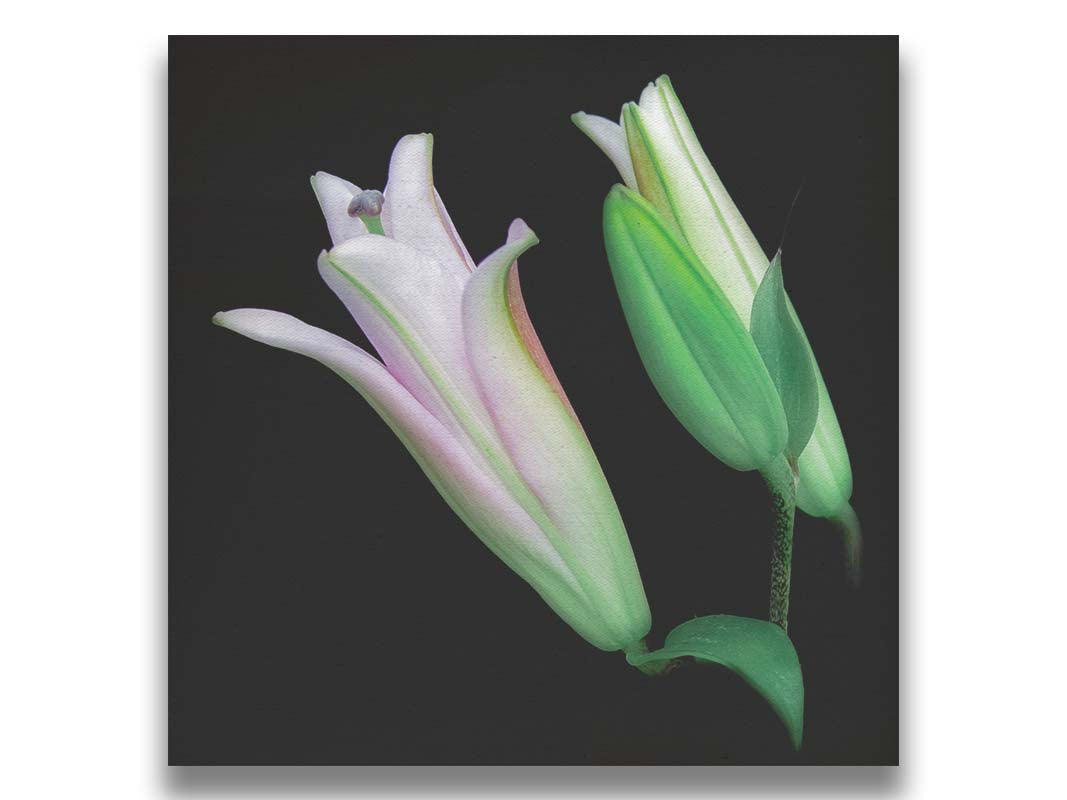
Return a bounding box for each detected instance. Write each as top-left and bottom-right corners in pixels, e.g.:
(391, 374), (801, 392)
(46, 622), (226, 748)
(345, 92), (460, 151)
(346, 189), (385, 235)
(347, 189), (384, 218)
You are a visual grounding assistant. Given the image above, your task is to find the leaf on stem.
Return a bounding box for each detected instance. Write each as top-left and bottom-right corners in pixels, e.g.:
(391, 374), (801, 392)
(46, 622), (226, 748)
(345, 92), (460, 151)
(627, 614), (804, 749)
(750, 252), (820, 458)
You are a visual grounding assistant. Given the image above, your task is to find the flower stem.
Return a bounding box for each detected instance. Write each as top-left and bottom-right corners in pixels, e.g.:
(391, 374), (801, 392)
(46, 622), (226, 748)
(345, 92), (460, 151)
(762, 455), (798, 632)
(623, 638), (674, 676)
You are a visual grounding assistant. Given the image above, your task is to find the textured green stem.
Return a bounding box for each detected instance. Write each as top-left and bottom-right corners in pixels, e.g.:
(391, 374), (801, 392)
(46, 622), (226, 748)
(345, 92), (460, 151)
(762, 456), (798, 631)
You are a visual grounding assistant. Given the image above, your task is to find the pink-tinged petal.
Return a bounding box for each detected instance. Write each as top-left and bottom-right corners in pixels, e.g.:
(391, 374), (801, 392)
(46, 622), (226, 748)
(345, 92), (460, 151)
(310, 171), (369, 246)
(380, 134), (476, 273)
(319, 236), (503, 468)
(462, 224), (652, 651)
(571, 112), (639, 190)
(212, 308), (617, 648)
(502, 220), (582, 430)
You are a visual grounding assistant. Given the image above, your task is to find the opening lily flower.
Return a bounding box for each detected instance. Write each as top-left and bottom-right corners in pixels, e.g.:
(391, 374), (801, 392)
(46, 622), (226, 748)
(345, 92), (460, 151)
(573, 75), (855, 523)
(213, 134), (651, 652)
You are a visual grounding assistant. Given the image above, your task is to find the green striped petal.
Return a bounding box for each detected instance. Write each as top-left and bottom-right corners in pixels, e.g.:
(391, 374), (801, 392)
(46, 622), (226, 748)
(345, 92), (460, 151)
(603, 185), (788, 471)
(623, 80), (767, 327)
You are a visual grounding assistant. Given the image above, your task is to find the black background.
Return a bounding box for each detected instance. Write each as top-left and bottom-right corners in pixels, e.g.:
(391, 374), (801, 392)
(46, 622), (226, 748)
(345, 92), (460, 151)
(170, 36), (897, 765)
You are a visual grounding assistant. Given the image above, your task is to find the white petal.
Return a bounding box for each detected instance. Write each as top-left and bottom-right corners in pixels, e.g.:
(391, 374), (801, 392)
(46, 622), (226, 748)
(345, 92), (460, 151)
(571, 112), (638, 190)
(320, 236), (505, 472)
(631, 77), (769, 327)
(380, 134), (476, 272)
(310, 171), (369, 246)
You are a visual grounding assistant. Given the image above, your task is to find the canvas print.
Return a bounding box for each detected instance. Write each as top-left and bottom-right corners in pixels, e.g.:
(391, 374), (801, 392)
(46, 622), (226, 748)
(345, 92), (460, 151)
(170, 35), (898, 765)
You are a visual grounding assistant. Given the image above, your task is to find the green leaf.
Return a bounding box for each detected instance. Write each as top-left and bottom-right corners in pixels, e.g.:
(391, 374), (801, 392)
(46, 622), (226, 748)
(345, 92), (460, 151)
(627, 614), (804, 749)
(750, 252), (820, 458)
(603, 185), (788, 471)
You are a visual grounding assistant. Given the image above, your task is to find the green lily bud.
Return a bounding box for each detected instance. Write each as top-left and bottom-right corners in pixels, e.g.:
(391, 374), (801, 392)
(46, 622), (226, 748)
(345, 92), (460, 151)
(603, 185), (788, 472)
(575, 76), (854, 521)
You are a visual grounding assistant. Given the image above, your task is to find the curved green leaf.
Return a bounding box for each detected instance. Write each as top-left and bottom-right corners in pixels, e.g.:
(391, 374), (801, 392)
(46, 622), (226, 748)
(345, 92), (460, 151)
(627, 614), (804, 749)
(750, 252), (820, 459)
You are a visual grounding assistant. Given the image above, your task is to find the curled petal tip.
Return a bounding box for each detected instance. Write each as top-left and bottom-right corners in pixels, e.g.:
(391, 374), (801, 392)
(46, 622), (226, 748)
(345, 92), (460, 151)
(507, 218), (538, 246)
(213, 309), (259, 330)
(211, 308), (260, 332)
(310, 170), (348, 188)
(213, 309), (291, 343)
(398, 131), (433, 147)
(637, 81), (661, 108)
(388, 134), (435, 170)
(622, 101), (646, 130)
